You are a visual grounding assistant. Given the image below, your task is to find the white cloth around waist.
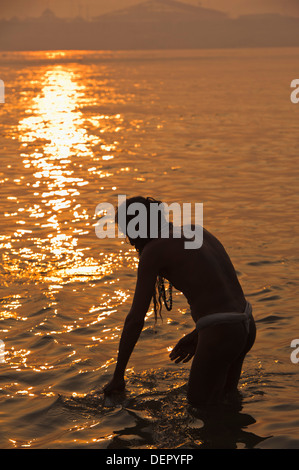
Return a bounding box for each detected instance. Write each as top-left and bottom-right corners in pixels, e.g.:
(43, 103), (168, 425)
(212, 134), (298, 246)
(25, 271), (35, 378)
(195, 301), (252, 333)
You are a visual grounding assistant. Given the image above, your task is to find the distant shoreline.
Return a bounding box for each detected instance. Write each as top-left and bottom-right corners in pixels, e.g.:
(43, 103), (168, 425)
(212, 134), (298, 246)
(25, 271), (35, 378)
(1, 46), (299, 54)
(1, 11), (299, 51)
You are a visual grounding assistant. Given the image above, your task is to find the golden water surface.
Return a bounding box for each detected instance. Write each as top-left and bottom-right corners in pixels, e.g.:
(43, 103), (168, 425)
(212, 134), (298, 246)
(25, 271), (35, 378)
(0, 48), (299, 448)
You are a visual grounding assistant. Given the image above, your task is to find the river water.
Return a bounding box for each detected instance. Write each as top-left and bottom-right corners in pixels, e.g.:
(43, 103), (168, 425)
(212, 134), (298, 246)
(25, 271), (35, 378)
(0, 48), (299, 448)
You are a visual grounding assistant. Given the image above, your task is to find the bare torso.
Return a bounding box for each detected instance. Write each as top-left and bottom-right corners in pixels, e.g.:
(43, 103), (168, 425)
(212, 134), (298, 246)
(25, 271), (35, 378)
(142, 227), (246, 323)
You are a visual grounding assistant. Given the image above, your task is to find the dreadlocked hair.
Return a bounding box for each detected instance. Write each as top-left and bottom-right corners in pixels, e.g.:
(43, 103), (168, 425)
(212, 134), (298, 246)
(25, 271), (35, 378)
(153, 275), (173, 323)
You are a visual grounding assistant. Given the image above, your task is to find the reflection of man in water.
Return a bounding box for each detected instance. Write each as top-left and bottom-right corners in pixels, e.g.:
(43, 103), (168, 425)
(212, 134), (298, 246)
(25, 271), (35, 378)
(104, 196), (256, 407)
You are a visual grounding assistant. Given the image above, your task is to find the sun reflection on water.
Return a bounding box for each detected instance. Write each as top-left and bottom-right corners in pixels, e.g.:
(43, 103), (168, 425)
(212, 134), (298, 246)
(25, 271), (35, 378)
(10, 65), (127, 285)
(0, 58), (142, 436)
(19, 67), (96, 159)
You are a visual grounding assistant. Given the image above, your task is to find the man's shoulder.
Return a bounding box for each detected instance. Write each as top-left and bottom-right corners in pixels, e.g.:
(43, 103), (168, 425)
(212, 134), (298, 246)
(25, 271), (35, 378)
(139, 238), (169, 265)
(141, 238), (164, 256)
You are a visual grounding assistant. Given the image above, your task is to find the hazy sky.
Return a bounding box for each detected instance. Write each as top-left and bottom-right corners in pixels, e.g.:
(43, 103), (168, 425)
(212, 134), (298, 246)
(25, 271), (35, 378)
(0, 0), (299, 19)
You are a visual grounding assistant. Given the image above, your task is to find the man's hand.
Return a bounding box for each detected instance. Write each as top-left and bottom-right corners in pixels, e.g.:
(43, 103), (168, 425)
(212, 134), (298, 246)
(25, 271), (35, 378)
(103, 376), (126, 395)
(169, 330), (198, 364)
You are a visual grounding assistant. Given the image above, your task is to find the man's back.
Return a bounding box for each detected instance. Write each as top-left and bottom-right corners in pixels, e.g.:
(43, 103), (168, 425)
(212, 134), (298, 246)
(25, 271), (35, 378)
(141, 227), (246, 321)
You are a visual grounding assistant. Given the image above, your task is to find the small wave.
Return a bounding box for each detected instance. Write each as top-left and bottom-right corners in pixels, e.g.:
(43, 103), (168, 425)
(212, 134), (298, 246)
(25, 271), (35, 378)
(255, 314), (286, 324)
(257, 295), (281, 302)
(256, 435), (299, 449)
(247, 259), (286, 267)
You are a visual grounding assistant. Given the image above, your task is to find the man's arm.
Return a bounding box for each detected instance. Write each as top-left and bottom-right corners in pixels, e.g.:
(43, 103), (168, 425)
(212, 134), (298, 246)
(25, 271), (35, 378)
(104, 246), (158, 394)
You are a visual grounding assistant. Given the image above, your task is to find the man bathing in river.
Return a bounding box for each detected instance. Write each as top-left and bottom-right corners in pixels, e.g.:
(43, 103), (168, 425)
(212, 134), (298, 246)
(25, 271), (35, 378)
(103, 196), (256, 407)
